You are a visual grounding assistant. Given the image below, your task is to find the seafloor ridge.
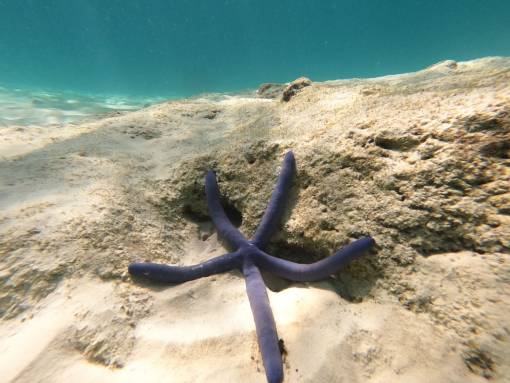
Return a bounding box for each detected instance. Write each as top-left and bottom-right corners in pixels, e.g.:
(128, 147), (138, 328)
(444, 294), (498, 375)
(0, 57), (509, 382)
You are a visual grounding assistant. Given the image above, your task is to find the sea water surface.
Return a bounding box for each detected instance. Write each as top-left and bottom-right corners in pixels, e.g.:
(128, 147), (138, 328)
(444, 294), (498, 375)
(1, 0), (509, 125)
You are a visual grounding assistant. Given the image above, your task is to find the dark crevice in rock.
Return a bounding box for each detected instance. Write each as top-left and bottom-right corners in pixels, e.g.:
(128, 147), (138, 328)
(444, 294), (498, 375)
(182, 204), (211, 223)
(480, 139), (510, 159)
(268, 240), (327, 264)
(374, 135), (420, 151)
(182, 199), (242, 229)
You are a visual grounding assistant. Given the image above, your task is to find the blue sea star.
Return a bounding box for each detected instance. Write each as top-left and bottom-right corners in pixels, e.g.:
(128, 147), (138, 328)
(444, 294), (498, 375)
(129, 151), (375, 383)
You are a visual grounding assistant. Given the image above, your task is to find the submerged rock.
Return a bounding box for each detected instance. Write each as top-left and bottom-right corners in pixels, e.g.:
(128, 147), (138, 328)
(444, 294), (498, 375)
(257, 83), (286, 99)
(281, 76), (312, 101)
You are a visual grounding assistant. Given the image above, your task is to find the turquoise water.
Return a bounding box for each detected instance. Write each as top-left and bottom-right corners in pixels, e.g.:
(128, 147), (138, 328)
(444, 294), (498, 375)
(1, 0), (509, 100)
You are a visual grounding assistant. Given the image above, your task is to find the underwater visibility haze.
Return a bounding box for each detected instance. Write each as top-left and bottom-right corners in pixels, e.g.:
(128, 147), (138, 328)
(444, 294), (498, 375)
(1, 0), (510, 100)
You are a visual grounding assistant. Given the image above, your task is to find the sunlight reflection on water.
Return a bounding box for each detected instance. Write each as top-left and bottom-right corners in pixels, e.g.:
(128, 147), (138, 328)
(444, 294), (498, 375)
(0, 86), (162, 127)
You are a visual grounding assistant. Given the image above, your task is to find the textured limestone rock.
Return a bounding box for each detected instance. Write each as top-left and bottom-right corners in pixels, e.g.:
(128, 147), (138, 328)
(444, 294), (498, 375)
(148, 58), (510, 380)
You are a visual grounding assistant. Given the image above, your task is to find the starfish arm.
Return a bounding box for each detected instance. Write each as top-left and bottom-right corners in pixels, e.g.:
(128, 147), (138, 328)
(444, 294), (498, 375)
(255, 236), (375, 282)
(128, 252), (241, 284)
(205, 170), (247, 249)
(253, 151), (296, 249)
(243, 259), (284, 383)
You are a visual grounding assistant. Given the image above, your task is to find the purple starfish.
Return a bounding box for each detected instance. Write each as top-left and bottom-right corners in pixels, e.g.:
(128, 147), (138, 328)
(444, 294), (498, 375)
(128, 151), (375, 383)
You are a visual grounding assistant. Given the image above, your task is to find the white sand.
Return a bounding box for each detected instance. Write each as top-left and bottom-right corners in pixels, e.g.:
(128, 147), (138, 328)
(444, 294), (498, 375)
(0, 239), (475, 383)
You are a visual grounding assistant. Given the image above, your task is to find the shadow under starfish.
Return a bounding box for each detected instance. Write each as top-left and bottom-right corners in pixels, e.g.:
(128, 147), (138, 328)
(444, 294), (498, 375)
(129, 151), (375, 383)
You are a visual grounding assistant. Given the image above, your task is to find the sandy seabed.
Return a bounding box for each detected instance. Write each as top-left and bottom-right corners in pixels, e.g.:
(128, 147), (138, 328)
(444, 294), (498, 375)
(1, 57), (509, 382)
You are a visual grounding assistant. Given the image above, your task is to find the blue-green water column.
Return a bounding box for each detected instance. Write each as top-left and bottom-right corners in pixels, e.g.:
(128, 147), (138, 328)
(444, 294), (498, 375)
(0, 0), (509, 97)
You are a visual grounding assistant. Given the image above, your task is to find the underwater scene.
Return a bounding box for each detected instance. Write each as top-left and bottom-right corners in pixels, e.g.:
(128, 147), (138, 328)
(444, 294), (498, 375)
(0, 1), (509, 383)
